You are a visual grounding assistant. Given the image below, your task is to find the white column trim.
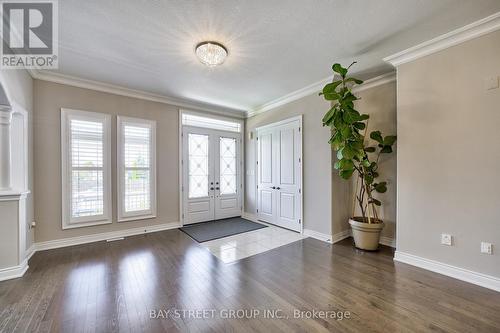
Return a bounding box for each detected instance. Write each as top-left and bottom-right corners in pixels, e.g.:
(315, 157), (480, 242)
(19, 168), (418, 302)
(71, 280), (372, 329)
(0, 105), (12, 191)
(0, 190), (29, 201)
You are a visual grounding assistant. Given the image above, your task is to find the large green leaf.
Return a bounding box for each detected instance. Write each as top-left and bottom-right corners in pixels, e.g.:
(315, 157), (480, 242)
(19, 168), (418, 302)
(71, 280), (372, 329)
(332, 63), (348, 77)
(342, 145), (356, 159)
(343, 109), (361, 124)
(340, 169), (354, 179)
(380, 146), (393, 154)
(340, 126), (351, 139)
(339, 158), (354, 170)
(353, 122), (365, 130)
(329, 131), (343, 148)
(322, 81), (342, 94)
(322, 107), (336, 125)
(374, 182), (387, 193)
(383, 135), (397, 146)
(370, 131), (383, 144)
(323, 92), (341, 101)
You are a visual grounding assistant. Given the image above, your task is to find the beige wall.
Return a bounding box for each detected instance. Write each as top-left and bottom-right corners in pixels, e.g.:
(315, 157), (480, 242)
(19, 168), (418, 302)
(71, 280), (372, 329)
(245, 93), (333, 236)
(33, 80), (180, 242)
(397, 30), (500, 277)
(0, 69), (34, 251)
(349, 81), (397, 240)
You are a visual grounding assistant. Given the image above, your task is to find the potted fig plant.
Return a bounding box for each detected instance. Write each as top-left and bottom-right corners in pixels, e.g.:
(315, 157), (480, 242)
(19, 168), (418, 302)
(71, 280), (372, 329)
(319, 62), (396, 250)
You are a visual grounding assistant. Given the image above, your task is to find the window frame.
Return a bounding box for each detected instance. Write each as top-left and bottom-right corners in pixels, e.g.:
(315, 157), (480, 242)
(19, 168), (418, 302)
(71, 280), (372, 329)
(117, 116), (157, 222)
(61, 108), (112, 229)
(181, 112), (241, 133)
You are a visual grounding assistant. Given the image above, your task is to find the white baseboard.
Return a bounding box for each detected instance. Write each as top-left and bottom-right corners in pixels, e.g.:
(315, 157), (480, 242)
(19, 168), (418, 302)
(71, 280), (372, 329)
(394, 251), (500, 292)
(380, 236), (396, 248)
(303, 229), (334, 243)
(0, 258), (29, 282)
(35, 222), (181, 251)
(26, 244), (36, 261)
(332, 229), (352, 244)
(242, 212), (257, 222)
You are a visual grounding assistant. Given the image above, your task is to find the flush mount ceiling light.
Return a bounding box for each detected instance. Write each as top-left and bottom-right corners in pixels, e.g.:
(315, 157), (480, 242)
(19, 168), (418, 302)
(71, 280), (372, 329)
(195, 41), (228, 67)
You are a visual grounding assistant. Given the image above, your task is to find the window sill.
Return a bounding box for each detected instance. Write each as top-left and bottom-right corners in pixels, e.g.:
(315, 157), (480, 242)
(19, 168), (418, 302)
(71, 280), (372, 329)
(118, 214), (157, 223)
(62, 219), (112, 230)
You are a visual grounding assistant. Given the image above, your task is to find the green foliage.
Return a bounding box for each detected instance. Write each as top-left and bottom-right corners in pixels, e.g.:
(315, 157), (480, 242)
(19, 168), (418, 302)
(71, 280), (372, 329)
(319, 62), (397, 222)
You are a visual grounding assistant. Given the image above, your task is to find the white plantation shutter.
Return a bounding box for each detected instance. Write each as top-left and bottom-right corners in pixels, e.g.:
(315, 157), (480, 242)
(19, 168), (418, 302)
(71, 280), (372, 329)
(118, 117), (156, 220)
(124, 125), (151, 212)
(61, 109), (111, 229)
(71, 119), (104, 217)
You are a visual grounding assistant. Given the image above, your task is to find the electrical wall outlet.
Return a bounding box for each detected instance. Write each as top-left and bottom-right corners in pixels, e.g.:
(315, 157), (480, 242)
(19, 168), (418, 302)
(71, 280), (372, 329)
(441, 234), (452, 246)
(484, 76), (499, 90)
(481, 242), (493, 255)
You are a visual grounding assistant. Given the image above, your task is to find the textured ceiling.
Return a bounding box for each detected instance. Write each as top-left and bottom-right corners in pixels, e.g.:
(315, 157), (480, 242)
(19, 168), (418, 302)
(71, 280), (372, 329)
(50, 0), (500, 113)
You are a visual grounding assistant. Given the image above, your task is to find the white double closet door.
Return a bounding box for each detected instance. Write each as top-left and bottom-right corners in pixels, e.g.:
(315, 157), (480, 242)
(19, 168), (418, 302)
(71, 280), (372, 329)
(183, 126), (242, 224)
(257, 117), (302, 232)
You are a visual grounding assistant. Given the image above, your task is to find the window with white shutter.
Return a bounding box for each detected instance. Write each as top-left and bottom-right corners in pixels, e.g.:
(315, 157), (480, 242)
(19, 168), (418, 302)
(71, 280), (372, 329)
(117, 116), (156, 221)
(61, 109), (112, 229)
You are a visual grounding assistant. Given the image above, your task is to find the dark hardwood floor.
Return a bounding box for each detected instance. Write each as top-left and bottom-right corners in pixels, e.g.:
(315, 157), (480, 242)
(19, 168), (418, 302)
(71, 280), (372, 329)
(1, 229), (499, 333)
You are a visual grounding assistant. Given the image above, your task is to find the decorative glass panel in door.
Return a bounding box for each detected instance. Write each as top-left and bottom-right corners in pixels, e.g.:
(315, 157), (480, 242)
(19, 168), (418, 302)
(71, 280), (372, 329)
(219, 137), (236, 195)
(183, 128), (241, 224)
(188, 133), (209, 198)
(214, 135), (240, 220)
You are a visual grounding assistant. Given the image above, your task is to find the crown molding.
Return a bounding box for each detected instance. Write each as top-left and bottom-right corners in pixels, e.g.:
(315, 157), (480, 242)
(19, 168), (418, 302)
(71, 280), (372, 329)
(384, 11), (500, 67)
(28, 69), (395, 120)
(248, 75), (333, 118)
(29, 69), (247, 119)
(247, 71), (396, 118)
(352, 72), (396, 94)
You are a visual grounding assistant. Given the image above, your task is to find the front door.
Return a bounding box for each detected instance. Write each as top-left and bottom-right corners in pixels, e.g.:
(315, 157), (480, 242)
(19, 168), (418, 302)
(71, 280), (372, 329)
(183, 127), (241, 224)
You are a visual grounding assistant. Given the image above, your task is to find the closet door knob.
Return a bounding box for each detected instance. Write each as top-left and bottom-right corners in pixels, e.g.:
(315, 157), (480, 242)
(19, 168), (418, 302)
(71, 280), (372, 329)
(270, 186), (276, 189)
(276, 187), (281, 190)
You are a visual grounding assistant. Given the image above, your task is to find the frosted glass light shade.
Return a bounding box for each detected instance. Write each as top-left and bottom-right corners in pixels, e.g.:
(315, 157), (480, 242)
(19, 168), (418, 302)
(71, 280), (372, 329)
(195, 41), (228, 67)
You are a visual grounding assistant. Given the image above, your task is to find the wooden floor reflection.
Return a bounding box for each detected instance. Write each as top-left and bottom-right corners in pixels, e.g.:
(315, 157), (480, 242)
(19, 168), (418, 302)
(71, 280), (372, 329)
(1, 229), (499, 332)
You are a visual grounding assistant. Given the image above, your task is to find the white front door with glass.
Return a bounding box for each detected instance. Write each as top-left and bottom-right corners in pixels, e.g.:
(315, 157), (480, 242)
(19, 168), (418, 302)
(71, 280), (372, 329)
(182, 126), (241, 224)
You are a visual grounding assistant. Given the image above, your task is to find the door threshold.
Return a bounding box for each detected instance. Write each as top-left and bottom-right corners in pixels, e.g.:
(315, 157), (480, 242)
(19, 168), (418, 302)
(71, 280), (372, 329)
(253, 219), (301, 234)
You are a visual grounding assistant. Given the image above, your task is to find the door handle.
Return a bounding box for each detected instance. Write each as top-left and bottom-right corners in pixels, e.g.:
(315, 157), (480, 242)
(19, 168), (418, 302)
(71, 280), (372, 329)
(215, 187), (220, 190)
(270, 186), (276, 189)
(276, 187), (281, 190)
(210, 187), (214, 191)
